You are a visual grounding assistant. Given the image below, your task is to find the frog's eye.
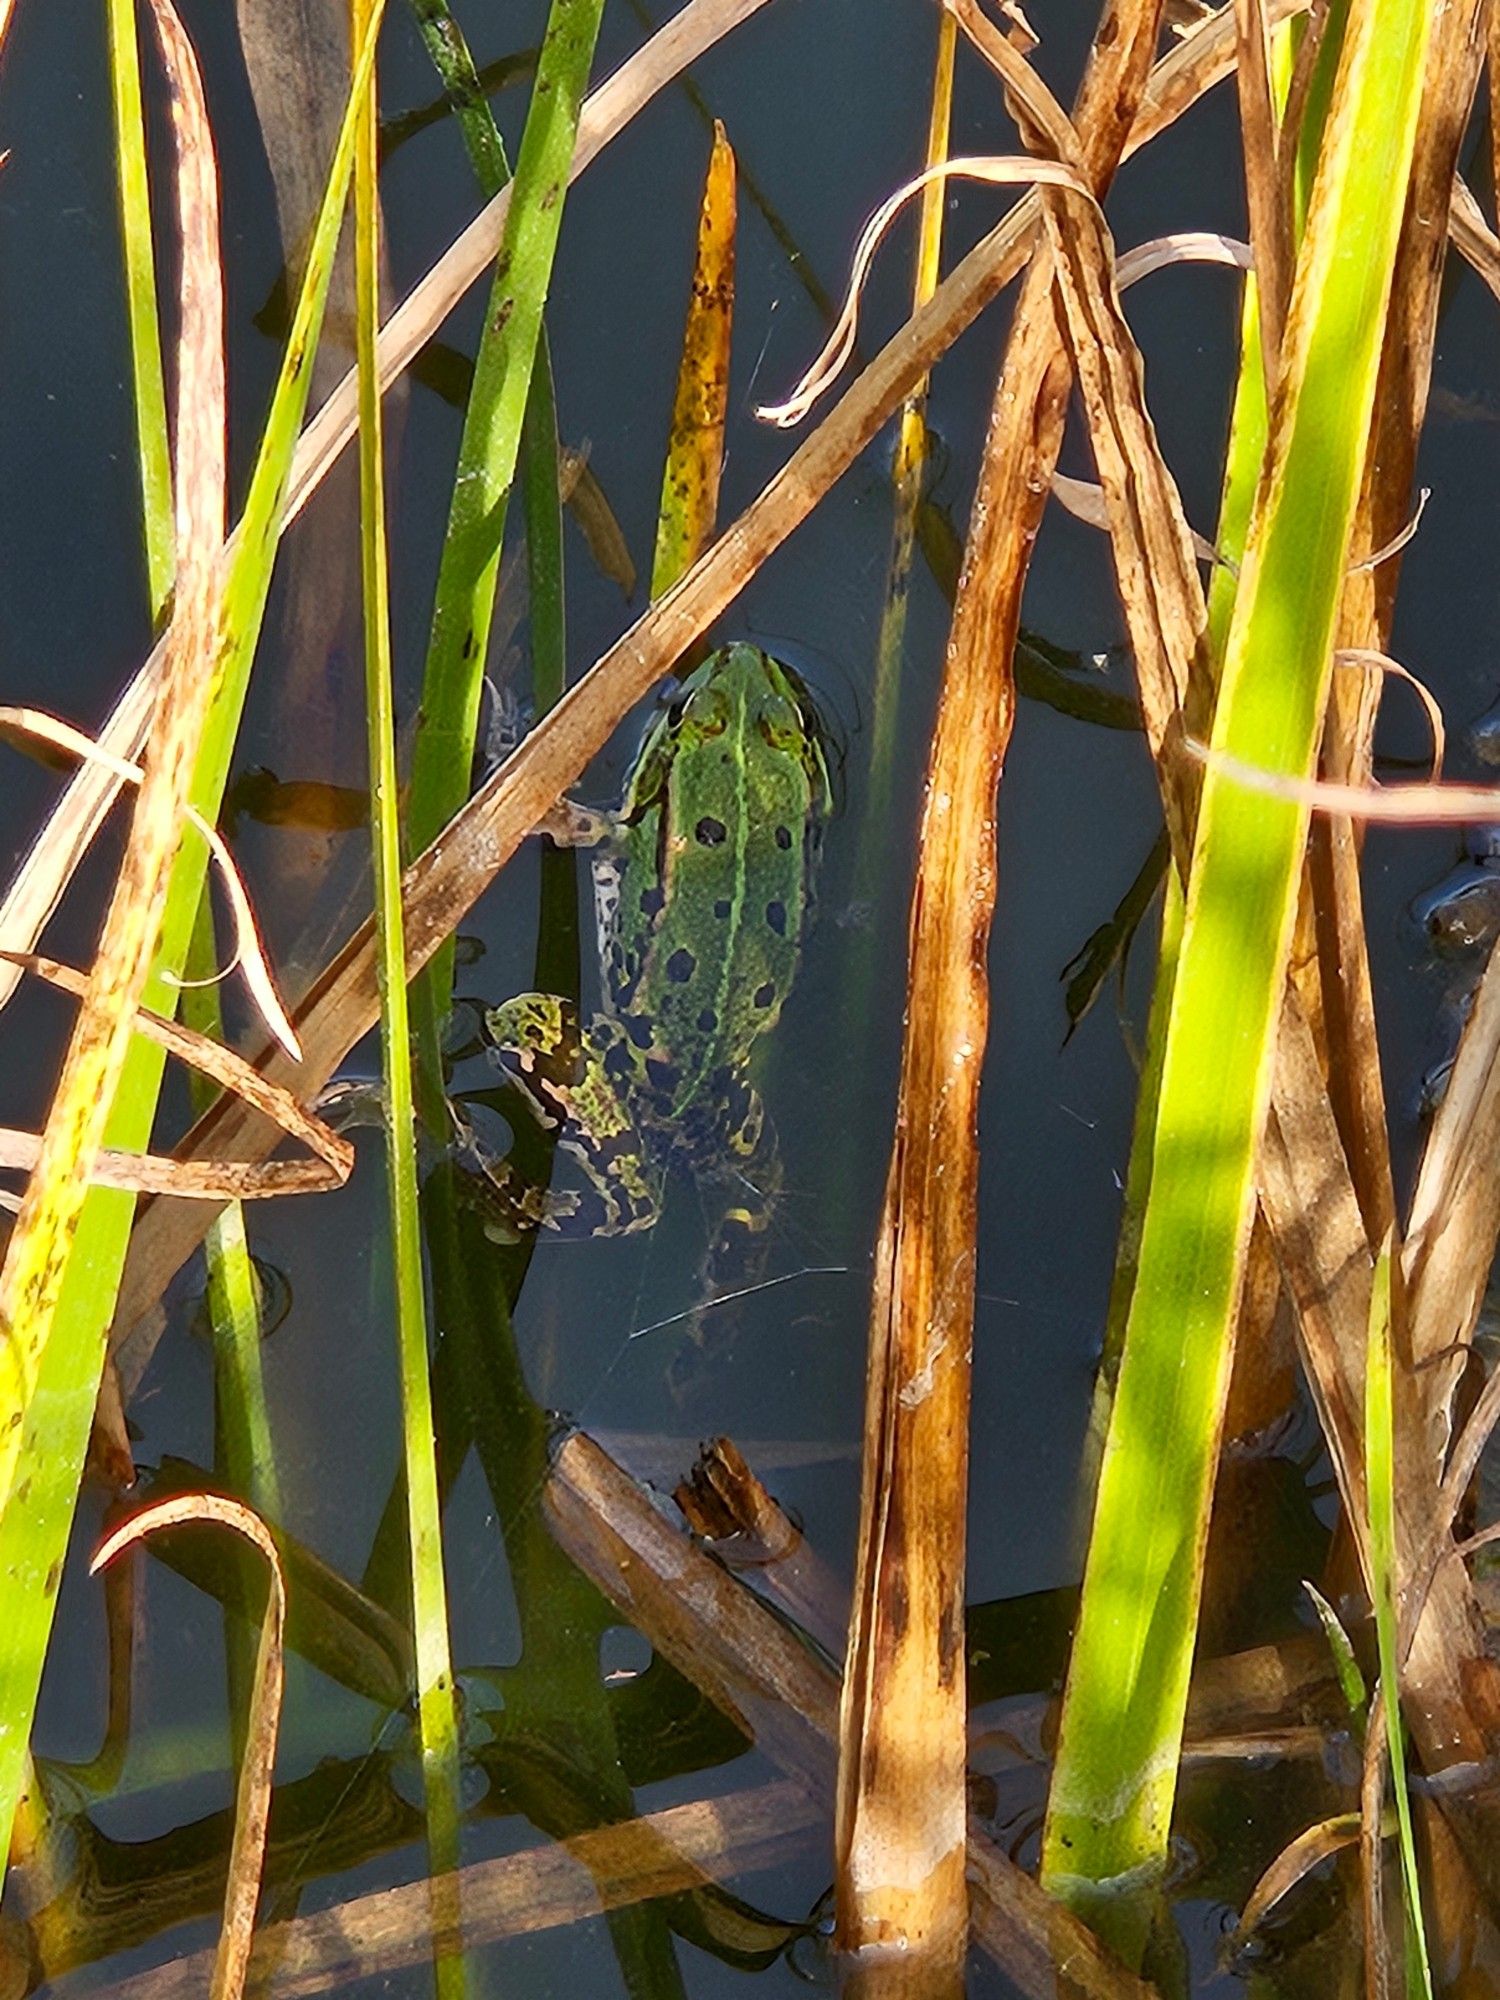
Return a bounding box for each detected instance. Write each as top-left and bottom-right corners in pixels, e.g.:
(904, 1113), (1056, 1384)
(681, 685), (730, 737)
(757, 692), (801, 749)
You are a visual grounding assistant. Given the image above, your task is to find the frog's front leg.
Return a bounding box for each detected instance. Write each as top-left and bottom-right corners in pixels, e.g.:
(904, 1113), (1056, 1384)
(537, 796), (614, 849)
(481, 994), (660, 1238)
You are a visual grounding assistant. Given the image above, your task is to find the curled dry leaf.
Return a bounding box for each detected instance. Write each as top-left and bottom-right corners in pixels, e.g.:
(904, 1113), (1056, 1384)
(755, 155), (1095, 428)
(1332, 649), (1444, 777)
(0, 706), (299, 1060)
(93, 1494), (285, 2000)
(1231, 1809), (1366, 1944)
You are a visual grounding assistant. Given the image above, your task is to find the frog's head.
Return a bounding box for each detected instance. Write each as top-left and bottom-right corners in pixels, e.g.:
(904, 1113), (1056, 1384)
(691, 645), (834, 814)
(631, 645), (833, 821)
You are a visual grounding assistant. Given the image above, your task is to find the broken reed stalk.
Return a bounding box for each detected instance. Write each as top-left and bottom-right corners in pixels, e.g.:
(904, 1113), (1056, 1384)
(832, 0), (1166, 1971)
(541, 1431), (1154, 2000)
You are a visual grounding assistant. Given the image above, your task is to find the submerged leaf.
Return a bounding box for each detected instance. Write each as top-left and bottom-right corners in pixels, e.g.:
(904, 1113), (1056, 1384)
(651, 122), (736, 602)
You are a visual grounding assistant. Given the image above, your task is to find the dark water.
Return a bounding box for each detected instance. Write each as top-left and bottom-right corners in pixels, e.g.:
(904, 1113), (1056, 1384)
(1, 0), (1497, 1994)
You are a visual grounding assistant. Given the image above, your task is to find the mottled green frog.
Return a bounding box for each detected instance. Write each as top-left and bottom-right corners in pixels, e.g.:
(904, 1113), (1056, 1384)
(473, 643), (831, 1249)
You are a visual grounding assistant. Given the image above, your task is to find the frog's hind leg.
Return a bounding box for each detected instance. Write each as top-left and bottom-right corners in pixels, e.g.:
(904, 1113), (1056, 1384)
(667, 1112), (783, 1401)
(481, 995), (660, 1239)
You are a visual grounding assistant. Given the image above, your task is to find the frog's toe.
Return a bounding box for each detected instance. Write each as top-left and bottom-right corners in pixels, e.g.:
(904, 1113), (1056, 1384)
(484, 992), (580, 1060)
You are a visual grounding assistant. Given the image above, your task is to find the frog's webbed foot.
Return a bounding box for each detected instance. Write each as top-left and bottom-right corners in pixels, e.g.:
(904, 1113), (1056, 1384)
(480, 995), (661, 1239)
(456, 1142), (586, 1243)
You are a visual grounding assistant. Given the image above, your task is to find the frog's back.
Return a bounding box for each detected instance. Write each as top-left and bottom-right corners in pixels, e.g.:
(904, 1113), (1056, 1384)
(606, 645), (828, 1125)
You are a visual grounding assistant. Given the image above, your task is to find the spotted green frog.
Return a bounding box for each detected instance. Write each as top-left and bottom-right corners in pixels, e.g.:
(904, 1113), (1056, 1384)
(473, 643), (831, 1245)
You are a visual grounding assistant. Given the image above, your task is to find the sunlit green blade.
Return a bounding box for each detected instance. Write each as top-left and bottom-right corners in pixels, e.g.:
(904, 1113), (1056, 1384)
(354, 1), (465, 1972)
(106, 0), (174, 623)
(1043, 0), (1433, 1916)
(405, 0), (606, 1086)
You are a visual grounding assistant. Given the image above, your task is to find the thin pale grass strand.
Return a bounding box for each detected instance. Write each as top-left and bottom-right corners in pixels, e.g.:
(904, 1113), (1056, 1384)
(1333, 649), (1444, 777)
(755, 156), (1094, 428)
(0, 706), (298, 1060)
(627, 1264), (850, 1340)
(1352, 486), (1430, 572)
(1184, 738), (1494, 821)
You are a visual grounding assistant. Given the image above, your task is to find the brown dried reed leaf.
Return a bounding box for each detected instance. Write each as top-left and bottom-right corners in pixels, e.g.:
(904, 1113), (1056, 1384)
(1449, 175), (1500, 304)
(1259, 993), (1373, 1566)
(1232, 0), (1290, 375)
(1317, 0), (1486, 1259)
(951, 0), (1209, 824)
(93, 1494), (285, 2000)
(0, 950), (349, 1199)
(1233, 1809), (1364, 1943)
(832, 0), (1167, 1967)
(1401, 0), (1500, 1380)
(0, 0), (224, 1511)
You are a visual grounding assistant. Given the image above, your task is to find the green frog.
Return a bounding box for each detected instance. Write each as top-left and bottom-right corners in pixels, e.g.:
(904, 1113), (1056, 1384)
(470, 643), (832, 1255)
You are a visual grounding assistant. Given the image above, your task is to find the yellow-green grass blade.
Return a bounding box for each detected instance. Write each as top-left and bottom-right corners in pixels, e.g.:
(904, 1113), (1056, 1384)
(354, 0), (465, 1968)
(1366, 1237), (1434, 1998)
(1304, 1579), (1368, 1719)
(106, 0), (174, 624)
(182, 893), (279, 1763)
(405, 0), (605, 1101)
(0, 6), (384, 1886)
(399, 0), (568, 721)
(182, 896), (280, 1532)
(1077, 202), (1271, 1551)
(1042, 0), (1433, 1913)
